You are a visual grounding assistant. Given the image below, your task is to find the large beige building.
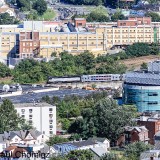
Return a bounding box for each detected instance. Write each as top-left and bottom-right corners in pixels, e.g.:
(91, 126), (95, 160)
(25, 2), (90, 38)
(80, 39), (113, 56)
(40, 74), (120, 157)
(0, 17), (160, 62)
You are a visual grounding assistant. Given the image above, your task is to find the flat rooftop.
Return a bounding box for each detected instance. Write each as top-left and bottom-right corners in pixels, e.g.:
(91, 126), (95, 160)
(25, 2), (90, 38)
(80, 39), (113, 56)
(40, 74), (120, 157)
(14, 102), (55, 108)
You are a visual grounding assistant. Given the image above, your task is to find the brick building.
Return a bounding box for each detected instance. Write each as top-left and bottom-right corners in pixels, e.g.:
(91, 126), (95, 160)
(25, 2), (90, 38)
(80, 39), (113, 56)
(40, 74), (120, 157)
(137, 113), (160, 144)
(74, 18), (86, 27)
(117, 126), (149, 146)
(19, 31), (40, 58)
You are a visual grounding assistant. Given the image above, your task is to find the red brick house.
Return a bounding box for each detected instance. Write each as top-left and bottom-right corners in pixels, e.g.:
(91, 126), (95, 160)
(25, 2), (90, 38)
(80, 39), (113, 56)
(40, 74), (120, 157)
(117, 126), (149, 146)
(137, 113), (160, 144)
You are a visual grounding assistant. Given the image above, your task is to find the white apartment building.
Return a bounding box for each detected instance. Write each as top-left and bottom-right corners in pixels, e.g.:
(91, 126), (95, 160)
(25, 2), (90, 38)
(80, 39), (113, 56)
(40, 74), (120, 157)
(14, 102), (56, 136)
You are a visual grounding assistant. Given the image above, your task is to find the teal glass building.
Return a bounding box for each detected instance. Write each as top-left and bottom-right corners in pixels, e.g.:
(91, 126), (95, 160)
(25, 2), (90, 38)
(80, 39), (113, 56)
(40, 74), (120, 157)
(123, 68), (160, 112)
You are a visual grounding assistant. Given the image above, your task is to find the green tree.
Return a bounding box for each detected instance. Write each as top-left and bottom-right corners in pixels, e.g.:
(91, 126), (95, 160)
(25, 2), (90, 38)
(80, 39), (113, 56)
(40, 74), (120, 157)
(69, 98), (137, 144)
(66, 150), (93, 160)
(0, 99), (27, 133)
(100, 153), (119, 160)
(33, 0), (47, 15)
(145, 12), (160, 22)
(0, 13), (19, 24)
(17, 0), (30, 11)
(60, 118), (71, 130)
(125, 142), (153, 160)
(140, 62), (148, 70)
(126, 43), (151, 57)
(150, 43), (159, 55)
(111, 10), (126, 22)
(46, 135), (69, 146)
(0, 62), (11, 78)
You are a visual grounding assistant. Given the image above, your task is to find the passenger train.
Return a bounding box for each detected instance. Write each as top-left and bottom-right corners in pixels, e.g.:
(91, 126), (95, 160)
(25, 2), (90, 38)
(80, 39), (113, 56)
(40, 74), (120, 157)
(47, 74), (125, 83)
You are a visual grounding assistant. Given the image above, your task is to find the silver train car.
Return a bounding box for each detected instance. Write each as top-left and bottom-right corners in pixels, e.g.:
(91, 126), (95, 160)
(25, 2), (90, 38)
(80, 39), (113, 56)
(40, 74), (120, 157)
(47, 76), (81, 83)
(47, 74), (125, 83)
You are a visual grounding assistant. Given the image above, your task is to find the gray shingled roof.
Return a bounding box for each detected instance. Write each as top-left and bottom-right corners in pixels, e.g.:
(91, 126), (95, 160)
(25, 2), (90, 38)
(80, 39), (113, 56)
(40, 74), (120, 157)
(1, 129), (42, 141)
(71, 140), (96, 147)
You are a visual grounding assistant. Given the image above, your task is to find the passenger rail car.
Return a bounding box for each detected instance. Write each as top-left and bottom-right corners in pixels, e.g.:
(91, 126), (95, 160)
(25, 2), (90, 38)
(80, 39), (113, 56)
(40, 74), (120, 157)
(47, 74), (125, 83)
(47, 76), (81, 83)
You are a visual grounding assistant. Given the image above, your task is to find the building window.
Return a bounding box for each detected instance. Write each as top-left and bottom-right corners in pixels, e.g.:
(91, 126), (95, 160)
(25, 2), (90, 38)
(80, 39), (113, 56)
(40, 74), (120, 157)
(49, 131), (53, 134)
(29, 120), (32, 124)
(49, 125), (53, 128)
(21, 109), (25, 113)
(148, 92), (158, 96)
(21, 115), (25, 118)
(29, 115), (32, 118)
(49, 120), (53, 123)
(49, 114), (53, 118)
(29, 109), (33, 113)
(147, 101), (158, 105)
(49, 108), (53, 111)
(23, 43), (25, 46)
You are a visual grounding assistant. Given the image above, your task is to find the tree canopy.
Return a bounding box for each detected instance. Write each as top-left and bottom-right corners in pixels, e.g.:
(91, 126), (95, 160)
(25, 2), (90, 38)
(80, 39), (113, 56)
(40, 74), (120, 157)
(0, 13), (19, 25)
(33, 0), (47, 15)
(0, 99), (32, 133)
(68, 98), (137, 144)
(125, 142), (153, 160)
(126, 42), (159, 57)
(46, 135), (69, 146)
(145, 12), (160, 22)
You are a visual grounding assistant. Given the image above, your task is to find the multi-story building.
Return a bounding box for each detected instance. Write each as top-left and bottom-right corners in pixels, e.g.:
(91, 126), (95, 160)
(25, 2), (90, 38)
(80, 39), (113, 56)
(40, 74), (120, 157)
(14, 102), (56, 137)
(123, 60), (160, 112)
(19, 31), (40, 58)
(0, 17), (160, 63)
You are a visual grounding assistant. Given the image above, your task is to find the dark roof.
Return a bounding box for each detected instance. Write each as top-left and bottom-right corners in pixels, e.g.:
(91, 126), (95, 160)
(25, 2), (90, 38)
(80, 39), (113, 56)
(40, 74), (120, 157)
(1, 129), (42, 142)
(71, 140), (96, 147)
(88, 137), (108, 143)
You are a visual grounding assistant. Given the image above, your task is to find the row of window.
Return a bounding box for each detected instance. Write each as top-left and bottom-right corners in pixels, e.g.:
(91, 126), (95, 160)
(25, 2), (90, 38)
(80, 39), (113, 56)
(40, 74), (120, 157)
(21, 108), (53, 112)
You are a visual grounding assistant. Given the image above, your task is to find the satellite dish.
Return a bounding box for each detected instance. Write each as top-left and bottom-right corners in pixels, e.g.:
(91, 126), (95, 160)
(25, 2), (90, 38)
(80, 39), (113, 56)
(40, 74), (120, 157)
(2, 85), (10, 92)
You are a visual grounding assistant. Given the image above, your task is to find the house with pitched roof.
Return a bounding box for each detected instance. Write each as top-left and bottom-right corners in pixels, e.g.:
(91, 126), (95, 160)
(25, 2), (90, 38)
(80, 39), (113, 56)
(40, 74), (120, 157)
(117, 126), (149, 146)
(0, 5), (15, 17)
(0, 129), (49, 152)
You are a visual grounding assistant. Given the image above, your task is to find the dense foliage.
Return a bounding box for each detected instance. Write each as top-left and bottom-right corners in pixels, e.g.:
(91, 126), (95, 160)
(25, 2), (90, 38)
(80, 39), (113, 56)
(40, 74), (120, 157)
(46, 135), (69, 146)
(111, 10), (126, 22)
(100, 153), (119, 160)
(125, 142), (153, 160)
(50, 150), (93, 160)
(16, 0), (47, 15)
(0, 62), (12, 78)
(68, 98), (137, 144)
(126, 42), (159, 57)
(0, 99), (32, 133)
(0, 13), (19, 25)
(146, 12), (160, 22)
(33, 0), (47, 15)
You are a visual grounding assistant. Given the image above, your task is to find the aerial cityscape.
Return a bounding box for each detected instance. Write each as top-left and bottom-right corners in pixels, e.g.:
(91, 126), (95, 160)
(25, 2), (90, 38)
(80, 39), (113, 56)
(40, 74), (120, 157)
(1, 0), (160, 159)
